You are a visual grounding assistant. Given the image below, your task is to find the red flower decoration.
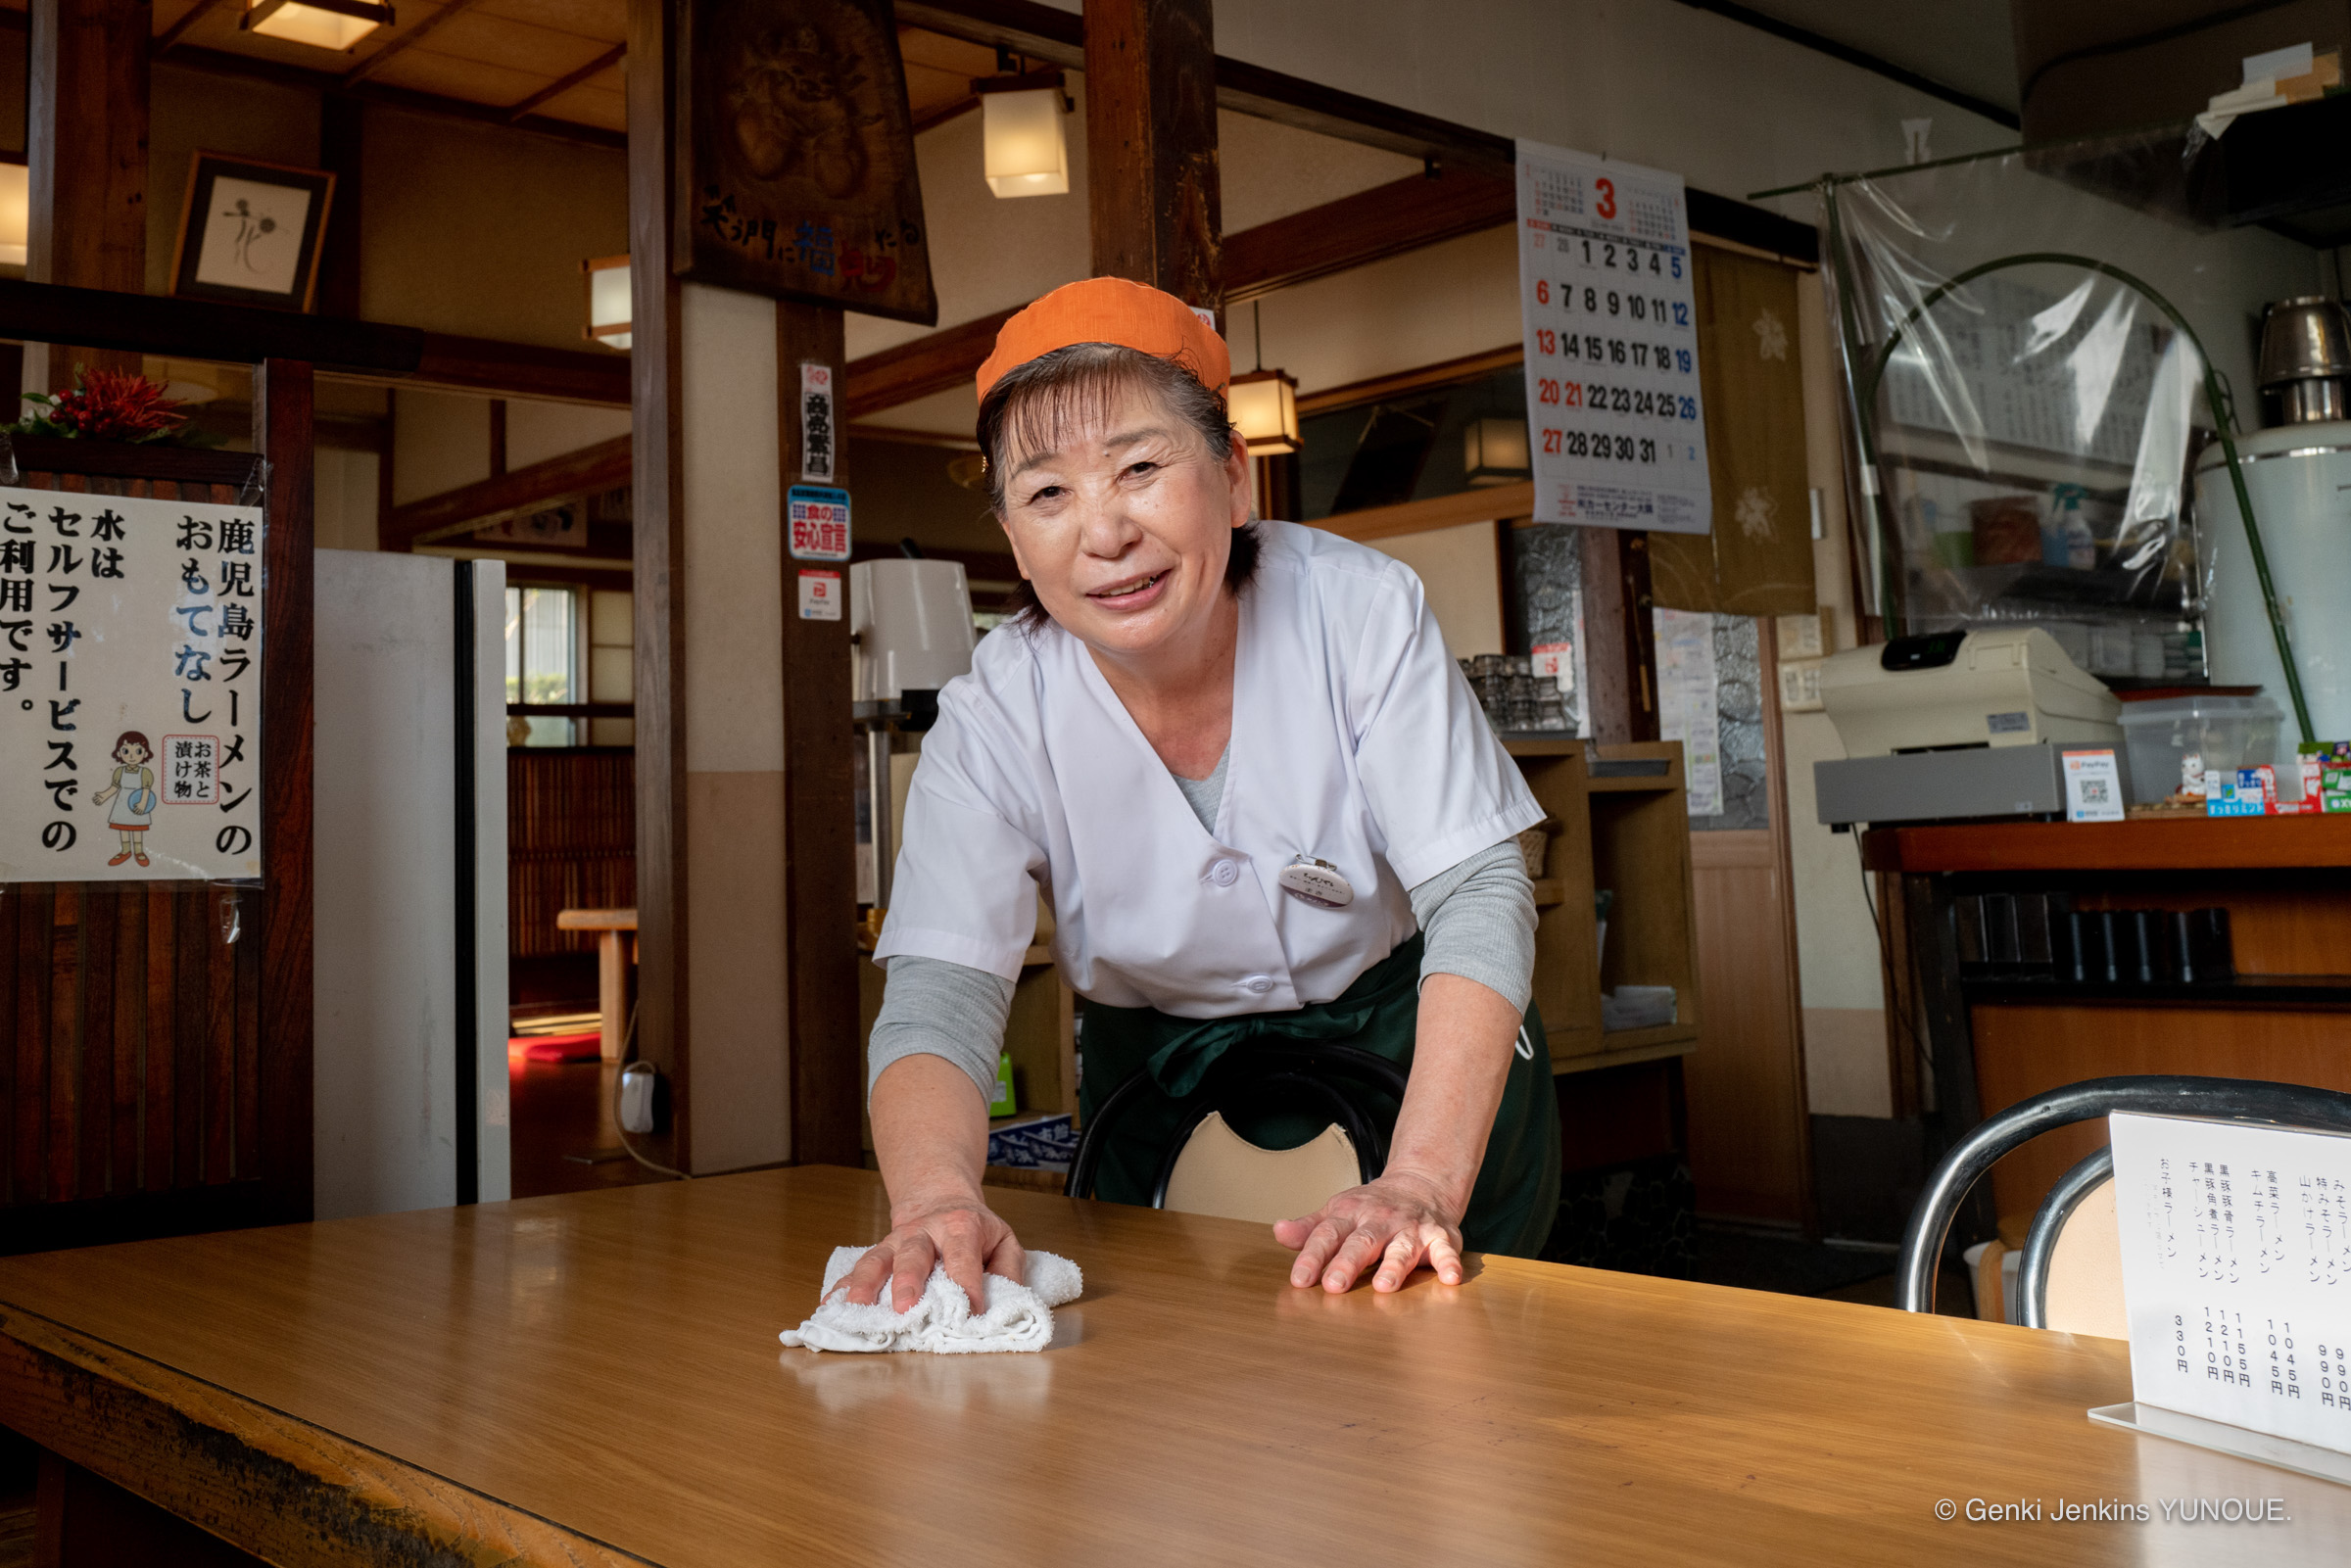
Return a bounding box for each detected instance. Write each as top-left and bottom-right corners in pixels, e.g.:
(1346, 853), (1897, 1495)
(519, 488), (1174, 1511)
(48, 369), (188, 442)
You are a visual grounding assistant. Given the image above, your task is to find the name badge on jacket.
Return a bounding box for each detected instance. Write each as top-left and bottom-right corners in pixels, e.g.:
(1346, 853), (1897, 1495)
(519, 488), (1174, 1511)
(1278, 856), (1354, 908)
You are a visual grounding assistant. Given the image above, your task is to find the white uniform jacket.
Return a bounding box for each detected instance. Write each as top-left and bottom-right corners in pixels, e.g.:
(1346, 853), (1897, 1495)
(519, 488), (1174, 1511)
(874, 520), (1542, 1020)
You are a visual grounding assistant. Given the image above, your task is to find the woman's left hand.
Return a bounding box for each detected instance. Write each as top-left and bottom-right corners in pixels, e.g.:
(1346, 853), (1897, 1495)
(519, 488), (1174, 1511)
(1273, 1167), (1467, 1293)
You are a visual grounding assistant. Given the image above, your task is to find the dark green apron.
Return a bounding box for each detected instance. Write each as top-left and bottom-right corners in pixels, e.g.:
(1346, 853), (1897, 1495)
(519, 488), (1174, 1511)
(1077, 934), (1561, 1259)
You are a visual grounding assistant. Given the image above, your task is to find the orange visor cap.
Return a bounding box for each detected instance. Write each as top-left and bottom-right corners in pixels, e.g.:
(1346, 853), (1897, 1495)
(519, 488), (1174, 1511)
(975, 277), (1229, 405)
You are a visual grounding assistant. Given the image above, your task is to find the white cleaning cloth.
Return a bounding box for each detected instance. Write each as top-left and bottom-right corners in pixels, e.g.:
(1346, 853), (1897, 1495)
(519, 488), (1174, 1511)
(779, 1245), (1084, 1354)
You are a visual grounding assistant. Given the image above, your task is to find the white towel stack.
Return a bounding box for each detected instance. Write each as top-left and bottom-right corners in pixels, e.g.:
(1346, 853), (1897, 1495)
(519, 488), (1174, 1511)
(779, 1245), (1084, 1354)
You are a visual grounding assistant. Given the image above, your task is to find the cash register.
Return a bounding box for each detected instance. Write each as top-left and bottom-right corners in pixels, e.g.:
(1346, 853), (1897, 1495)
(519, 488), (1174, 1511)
(1813, 626), (2128, 828)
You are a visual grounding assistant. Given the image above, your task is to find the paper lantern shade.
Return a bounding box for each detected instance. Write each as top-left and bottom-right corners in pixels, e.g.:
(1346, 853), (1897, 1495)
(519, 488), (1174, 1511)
(1229, 368), (1300, 456)
(583, 255), (631, 351)
(1464, 416), (1531, 487)
(977, 72), (1071, 199)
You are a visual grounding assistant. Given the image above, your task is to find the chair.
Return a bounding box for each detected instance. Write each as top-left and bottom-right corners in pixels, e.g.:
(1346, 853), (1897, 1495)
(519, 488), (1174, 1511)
(1065, 1042), (1409, 1224)
(1898, 1074), (2351, 1332)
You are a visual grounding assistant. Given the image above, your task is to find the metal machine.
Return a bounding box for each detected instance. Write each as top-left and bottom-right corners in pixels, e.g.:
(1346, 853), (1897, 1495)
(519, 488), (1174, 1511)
(1814, 627), (2129, 828)
(850, 558), (977, 908)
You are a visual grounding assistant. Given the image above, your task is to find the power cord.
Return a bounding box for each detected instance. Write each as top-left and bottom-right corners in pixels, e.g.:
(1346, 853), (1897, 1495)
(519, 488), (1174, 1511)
(1855, 855), (1936, 1100)
(609, 998), (691, 1180)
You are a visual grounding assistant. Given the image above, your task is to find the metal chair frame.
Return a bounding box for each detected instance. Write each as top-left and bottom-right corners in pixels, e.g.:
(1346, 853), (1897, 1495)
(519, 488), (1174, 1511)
(1065, 1041), (1410, 1205)
(1897, 1074), (2351, 1321)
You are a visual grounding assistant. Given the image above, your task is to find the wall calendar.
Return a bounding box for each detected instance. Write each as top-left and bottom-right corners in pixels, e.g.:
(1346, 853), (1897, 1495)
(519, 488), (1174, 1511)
(1515, 140), (1712, 535)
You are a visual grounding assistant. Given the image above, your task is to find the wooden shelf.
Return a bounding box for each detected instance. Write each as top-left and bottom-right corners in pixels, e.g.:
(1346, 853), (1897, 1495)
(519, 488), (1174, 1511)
(1510, 738), (1701, 1077)
(1861, 814), (2351, 875)
(1554, 1034), (1699, 1074)
(1599, 1022), (1701, 1052)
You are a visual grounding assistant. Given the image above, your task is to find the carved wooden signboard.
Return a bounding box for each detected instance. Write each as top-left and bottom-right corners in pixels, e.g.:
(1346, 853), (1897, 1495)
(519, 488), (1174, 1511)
(677, 0), (939, 326)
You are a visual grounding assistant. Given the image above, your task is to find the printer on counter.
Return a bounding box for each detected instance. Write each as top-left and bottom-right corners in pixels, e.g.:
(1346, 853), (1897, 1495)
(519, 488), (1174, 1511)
(1814, 627), (2131, 829)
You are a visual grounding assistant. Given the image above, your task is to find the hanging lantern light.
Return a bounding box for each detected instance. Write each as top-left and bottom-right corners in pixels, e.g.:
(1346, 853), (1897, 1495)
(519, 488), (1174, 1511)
(1229, 301), (1301, 455)
(0, 159), (24, 268)
(1229, 369), (1301, 456)
(582, 255), (631, 351)
(1463, 416), (1531, 487)
(975, 70), (1071, 199)
(241, 0), (394, 51)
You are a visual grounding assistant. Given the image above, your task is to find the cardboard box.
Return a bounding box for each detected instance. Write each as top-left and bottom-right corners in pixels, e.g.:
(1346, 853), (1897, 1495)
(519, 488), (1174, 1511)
(2012, 0), (2351, 142)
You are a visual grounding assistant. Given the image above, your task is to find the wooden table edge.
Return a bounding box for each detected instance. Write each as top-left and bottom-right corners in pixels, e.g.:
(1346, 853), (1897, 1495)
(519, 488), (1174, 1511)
(0, 1300), (654, 1568)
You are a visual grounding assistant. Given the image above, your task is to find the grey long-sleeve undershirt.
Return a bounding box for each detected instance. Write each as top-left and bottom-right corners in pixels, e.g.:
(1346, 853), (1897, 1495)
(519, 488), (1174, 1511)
(866, 750), (1536, 1105)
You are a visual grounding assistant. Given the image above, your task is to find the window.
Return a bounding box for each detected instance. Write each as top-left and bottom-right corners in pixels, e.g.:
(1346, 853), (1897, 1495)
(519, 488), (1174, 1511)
(587, 589), (635, 746)
(505, 585), (582, 746)
(1296, 363), (1530, 521)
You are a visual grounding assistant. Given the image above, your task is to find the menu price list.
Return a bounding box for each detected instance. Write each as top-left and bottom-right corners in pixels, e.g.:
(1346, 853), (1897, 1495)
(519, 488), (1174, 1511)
(2112, 1111), (2351, 1456)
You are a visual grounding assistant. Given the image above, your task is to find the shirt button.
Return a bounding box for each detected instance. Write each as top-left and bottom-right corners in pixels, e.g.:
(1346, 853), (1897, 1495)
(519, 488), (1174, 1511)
(1242, 974), (1274, 995)
(1208, 860), (1239, 886)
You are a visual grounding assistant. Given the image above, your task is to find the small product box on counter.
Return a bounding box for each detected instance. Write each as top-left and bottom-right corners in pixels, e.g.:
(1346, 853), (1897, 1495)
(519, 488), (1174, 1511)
(2300, 741), (2351, 812)
(2204, 767), (2273, 817)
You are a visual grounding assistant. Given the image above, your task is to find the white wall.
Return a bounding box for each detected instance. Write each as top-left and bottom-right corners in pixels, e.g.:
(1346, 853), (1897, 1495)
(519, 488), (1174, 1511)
(1371, 520), (1507, 658)
(677, 282), (793, 1175)
(314, 448), (381, 554)
(314, 550), (509, 1219)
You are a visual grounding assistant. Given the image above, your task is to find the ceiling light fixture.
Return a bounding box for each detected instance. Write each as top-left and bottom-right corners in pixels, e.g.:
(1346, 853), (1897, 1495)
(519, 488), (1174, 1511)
(582, 255), (630, 351)
(975, 68), (1071, 199)
(1228, 302), (1300, 456)
(242, 0), (394, 52)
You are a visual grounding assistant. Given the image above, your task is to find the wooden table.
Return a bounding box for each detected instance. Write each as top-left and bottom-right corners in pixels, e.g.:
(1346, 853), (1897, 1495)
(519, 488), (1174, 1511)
(3, 1166), (2346, 1565)
(555, 906), (637, 1062)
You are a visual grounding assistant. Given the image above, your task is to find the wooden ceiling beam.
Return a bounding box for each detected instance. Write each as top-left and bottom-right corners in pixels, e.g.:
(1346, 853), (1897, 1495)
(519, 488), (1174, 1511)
(339, 0), (489, 87)
(504, 40), (626, 123)
(153, 0), (232, 54)
(893, 0), (1082, 71)
(841, 305), (1015, 421)
(900, 0), (1509, 174)
(380, 433), (631, 550)
(160, 43), (628, 151)
(840, 163), (1512, 419)
(1223, 166), (1515, 305)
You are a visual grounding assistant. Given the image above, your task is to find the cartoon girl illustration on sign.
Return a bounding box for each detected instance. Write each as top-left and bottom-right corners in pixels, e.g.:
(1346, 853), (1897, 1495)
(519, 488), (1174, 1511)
(90, 730), (157, 868)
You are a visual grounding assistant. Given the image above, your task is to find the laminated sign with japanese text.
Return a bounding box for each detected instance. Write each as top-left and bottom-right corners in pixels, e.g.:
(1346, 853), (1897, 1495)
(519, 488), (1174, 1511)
(1515, 140), (1711, 534)
(0, 488), (264, 882)
(2110, 1112), (2351, 1456)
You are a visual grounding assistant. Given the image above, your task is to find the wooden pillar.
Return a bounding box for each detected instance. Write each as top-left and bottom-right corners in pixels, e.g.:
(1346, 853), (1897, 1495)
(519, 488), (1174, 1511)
(627, 0), (820, 1174)
(1083, 0), (1222, 313)
(1579, 528), (1659, 744)
(254, 358), (315, 1220)
(626, 0), (693, 1172)
(26, 0), (150, 390)
(779, 306), (859, 1167)
(315, 96), (364, 320)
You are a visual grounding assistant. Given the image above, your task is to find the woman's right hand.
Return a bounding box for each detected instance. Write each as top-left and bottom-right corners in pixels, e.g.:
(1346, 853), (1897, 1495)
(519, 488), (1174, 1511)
(837, 1194), (1028, 1313)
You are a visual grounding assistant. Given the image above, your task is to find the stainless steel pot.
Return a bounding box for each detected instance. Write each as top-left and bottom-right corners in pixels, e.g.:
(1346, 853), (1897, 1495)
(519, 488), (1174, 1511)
(2260, 296), (2351, 384)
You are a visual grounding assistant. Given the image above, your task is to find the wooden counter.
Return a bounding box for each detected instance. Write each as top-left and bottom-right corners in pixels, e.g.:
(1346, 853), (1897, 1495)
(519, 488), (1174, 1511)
(5, 1165), (2348, 1564)
(1860, 816), (2351, 1224)
(1862, 813), (2351, 874)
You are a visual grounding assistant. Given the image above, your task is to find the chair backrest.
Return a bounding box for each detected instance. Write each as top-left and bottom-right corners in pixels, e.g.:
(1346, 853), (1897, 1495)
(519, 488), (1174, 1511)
(2032, 1163), (2126, 1338)
(1161, 1113), (1365, 1222)
(1066, 1042), (1408, 1212)
(1898, 1074), (2351, 1317)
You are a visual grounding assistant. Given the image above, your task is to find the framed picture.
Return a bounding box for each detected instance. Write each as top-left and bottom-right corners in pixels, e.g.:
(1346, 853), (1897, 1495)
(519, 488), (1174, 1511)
(168, 153), (336, 312)
(675, 0), (938, 325)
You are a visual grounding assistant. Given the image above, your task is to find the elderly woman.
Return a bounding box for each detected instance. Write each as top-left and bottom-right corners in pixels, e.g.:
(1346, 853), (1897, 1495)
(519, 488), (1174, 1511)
(843, 278), (1559, 1311)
